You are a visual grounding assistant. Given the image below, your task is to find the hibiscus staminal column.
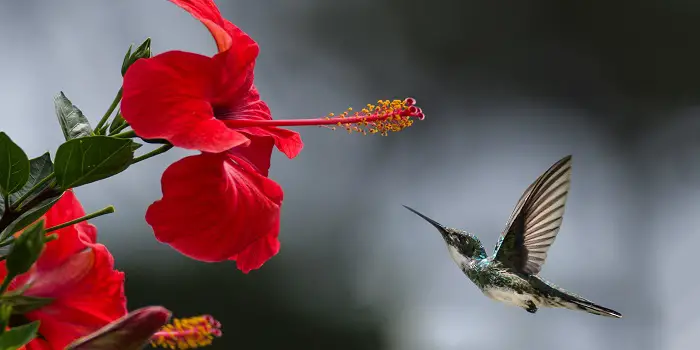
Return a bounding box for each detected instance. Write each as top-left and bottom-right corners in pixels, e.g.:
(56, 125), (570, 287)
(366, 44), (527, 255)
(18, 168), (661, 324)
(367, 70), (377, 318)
(222, 98), (425, 136)
(150, 315), (222, 349)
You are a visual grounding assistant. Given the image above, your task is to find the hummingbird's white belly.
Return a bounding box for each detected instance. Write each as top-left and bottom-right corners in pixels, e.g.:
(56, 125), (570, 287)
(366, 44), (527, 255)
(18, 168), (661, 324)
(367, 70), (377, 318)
(482, 287), (540, 309)
(447, 245), (471, 269)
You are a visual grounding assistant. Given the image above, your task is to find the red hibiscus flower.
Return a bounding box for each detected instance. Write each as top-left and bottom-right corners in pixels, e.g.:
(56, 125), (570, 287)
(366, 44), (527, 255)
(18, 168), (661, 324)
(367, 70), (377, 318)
(0, 191), (127, 350)
(121, 0), (424, 273)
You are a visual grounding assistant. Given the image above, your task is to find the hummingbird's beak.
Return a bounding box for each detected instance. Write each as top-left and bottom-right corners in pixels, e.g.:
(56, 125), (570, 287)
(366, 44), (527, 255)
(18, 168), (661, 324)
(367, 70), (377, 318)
(402, 205), (449, 236)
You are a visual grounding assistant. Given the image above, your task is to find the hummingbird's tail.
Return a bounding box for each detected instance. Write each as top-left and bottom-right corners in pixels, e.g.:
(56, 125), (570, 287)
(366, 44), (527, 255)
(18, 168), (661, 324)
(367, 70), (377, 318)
(531, 277), (621, 318)
(562, 296), (622, 318)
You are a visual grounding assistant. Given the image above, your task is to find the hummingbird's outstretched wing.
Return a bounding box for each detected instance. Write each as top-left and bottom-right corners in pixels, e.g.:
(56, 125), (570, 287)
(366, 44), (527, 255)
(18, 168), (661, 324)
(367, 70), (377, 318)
(493, 155), (572, 275)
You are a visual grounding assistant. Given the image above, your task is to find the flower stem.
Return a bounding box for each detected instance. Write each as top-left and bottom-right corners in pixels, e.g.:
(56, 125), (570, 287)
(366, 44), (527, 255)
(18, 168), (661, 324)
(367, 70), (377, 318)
(44, 206), (115, 233)
(112, 130), (137, 139)
(132, 144), (173, 165)
(109, 121), (130, 135)
(11, 173), (55, 210)
(95, 88), (123, 134)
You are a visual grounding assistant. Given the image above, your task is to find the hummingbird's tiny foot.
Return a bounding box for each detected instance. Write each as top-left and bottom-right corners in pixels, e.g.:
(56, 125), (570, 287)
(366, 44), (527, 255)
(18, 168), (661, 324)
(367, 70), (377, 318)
(525, 301), (538, 314)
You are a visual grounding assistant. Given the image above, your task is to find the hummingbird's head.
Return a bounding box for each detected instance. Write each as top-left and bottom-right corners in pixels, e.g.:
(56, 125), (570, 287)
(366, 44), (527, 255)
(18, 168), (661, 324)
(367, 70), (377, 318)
(402, 205), (487, 260)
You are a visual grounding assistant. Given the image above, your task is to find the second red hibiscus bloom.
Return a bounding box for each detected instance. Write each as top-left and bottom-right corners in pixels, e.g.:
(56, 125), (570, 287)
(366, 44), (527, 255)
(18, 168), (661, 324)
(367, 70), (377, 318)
(1, 191), (126, 350)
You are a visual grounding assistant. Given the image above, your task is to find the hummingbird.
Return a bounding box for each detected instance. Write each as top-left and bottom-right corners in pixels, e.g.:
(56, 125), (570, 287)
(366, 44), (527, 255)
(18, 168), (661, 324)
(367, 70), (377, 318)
(403, 155), (621, 318)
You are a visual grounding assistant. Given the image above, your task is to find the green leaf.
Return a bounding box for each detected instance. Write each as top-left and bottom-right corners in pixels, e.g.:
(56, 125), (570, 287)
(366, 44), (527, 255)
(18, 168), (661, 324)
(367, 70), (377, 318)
(0, 133), (30, 196)
(55, 92), (93, 140)
(9, 153), (54, 207)
(1, 193), (62, 238)
(0, 304), (12, 337)
(130, 141), (142, 152)
(120, 45), (132, 75)
(6, 220), (45, 276)
(0, 321), (40, 350)
(54, 136), (134, 189)
(0, 295), (53, 315)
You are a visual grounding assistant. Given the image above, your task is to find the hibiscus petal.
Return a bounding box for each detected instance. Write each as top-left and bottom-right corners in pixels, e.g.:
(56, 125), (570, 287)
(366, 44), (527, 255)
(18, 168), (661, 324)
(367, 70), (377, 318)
(122, 50), (251, 153)
(228, 230), (280, 274)
(214, 79), (304, 160)
(24, 249), (95, 297)
(26, 339), (51, 350)
(25, 244), (126, 349)
(234, 87), (303, 159)
(36, 222), (93, 270)
(228, 134), (274, 177)
(168, 0), (258, 56)
(168, 0), (232, 52)
(145, 153), (284, 269)
(37, 190), (96, 268)
(241, 125), (303, 160)
(43, 190), (94, 242)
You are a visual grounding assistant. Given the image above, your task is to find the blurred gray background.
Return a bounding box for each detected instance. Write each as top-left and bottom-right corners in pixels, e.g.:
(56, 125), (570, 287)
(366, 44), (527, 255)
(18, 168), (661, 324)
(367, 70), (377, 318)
(1, 0), (699, 349)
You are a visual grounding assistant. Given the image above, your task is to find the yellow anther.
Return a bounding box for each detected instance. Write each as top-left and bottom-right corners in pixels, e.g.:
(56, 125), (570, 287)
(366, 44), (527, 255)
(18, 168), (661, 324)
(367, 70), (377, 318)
(150, 315), (221, 349)
(320, 98), (421, 137)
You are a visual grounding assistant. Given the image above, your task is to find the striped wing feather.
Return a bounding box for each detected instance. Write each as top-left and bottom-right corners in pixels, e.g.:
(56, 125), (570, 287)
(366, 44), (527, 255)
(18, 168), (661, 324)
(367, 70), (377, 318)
(493, 155), (572, 275)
